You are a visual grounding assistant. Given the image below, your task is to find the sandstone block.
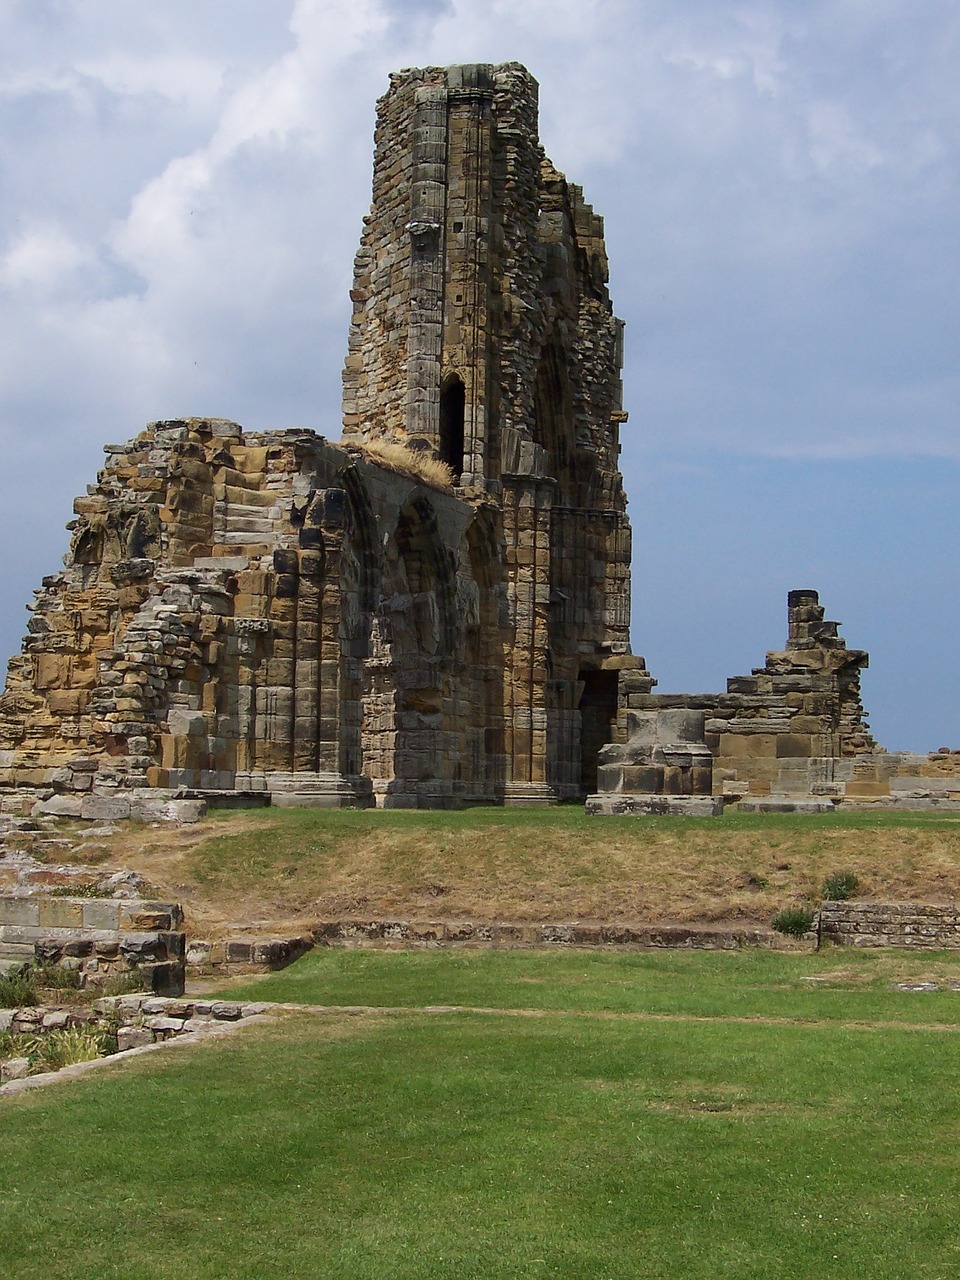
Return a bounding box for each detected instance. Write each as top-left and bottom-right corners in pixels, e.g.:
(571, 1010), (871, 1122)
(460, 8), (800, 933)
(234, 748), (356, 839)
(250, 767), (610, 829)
(117, 1026), (155, 1050)
(1, 1057), (31, 1083)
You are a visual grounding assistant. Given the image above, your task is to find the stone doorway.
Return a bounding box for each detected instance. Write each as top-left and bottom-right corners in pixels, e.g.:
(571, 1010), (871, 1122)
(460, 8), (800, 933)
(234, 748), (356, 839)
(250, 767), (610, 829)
(578, 669), (619, 797)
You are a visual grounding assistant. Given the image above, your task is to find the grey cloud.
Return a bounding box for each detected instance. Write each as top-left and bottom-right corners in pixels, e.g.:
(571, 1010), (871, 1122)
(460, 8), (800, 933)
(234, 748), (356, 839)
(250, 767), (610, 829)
(1, 0), (958, 748)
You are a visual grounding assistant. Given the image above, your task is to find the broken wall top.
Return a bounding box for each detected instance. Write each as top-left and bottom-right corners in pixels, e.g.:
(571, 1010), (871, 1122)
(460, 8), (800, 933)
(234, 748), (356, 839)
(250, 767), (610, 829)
(341, 62), (628, 510)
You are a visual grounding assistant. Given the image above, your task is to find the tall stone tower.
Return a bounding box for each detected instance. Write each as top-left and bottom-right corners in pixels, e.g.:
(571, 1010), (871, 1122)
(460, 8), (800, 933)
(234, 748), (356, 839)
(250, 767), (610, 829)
(341, 64), (648, 801)
(342, 63), (628, 503)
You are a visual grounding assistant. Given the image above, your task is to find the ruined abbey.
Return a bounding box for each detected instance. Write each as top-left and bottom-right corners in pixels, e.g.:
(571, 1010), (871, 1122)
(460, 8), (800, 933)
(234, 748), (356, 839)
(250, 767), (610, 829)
(0, 63), (956, 815)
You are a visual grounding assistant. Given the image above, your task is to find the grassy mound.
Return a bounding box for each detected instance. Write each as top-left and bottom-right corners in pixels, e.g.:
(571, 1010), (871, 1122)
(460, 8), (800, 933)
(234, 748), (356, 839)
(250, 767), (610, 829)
(81, 805), (960, 939)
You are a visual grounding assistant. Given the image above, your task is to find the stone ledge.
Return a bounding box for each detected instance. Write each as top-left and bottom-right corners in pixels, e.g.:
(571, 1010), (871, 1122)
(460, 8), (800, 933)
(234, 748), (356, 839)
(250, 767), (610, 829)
(309, 917), (794, 950)
(738, 797), (837, 814)
(586, 795), (723, 818)
(185, 934), (314, 972)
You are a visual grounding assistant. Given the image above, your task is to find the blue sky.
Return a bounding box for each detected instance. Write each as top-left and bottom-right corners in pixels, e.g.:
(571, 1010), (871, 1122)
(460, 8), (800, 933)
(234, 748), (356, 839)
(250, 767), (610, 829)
(1, 0), (957, 750)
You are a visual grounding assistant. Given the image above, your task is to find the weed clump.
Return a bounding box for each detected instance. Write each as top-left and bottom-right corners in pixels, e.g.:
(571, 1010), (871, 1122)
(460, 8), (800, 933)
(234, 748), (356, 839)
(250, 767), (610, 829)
(347, 439), (455, 490)
(772, 907), (816, 938)
(0, 962), (121, 1009)
(0, 1026), (114, 1075)
(35, 1027), (112, 1071)
(0, 969), (38, 1009)
(821, 870), (860, 901)
(32, 963), (84, 994)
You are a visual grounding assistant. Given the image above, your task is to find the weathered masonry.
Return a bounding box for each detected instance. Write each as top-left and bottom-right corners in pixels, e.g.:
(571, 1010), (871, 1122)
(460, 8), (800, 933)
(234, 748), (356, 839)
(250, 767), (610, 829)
(598, 589), (960, 812)
(1, 63), (957, 815)
(0, 63), (649, 810)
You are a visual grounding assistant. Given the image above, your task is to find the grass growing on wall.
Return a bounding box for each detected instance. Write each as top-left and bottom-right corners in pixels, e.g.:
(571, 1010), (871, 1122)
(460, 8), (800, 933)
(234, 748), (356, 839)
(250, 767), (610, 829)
(4, 948), (960, 1278)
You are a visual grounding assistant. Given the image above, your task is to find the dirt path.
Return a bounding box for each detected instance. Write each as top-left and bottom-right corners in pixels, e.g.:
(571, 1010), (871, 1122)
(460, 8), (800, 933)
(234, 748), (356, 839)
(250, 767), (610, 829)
(279, 1000), (960, 1035)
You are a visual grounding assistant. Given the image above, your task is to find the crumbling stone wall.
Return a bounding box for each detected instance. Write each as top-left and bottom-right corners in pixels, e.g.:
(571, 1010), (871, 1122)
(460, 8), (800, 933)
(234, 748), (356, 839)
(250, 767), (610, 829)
(616, 590), (876, 799)
(611, 589), (960, 804)
(819, 902), (960, 948)
(0, 418), (502, 807)
(0, 63), (646, 809)
(0, 895), (185, 994)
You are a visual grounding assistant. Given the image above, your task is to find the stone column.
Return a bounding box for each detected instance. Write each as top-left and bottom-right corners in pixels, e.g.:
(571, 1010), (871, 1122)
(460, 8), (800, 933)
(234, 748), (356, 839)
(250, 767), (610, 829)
(292, 548), (321, 772)
(503, 479), (558, 805)
(266, 500), (371, 808)
(443, 67), (495, 487)
(405, 86), (447, 444)
(253, 549), (298, 773)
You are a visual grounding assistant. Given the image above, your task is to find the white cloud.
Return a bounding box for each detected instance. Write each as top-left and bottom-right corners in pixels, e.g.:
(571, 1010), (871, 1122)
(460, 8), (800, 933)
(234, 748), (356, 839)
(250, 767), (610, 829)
(0, 223), (90, 293)
(805, 100), (886, 175)
(73, 54), (226, 109)
(1, 0), (959, 746)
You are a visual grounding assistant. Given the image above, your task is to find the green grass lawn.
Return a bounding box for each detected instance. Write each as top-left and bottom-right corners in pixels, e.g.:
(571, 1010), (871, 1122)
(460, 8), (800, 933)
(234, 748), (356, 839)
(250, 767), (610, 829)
(223, 943), (960, 1026)
(5, 949), (960, 1278)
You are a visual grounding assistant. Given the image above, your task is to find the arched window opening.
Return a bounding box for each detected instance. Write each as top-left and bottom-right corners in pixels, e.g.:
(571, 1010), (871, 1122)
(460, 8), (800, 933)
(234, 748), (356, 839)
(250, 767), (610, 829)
(439, 375), (465, 480)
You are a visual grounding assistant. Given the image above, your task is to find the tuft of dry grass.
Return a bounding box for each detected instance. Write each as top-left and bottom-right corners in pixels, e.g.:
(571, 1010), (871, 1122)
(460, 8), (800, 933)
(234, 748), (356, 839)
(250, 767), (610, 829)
(346, 438), (455, 490)
(54, 807), (960, 940)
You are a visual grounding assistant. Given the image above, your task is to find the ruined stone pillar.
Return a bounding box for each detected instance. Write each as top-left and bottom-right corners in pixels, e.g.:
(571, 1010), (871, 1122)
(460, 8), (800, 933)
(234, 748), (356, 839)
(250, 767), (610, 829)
(292, 548), (321, 772)
(265, 500), (371, 807)
(503, 479), (558, 805)
(253, 550), (298, 773)
(443, 67), (495, 487)
(405, 85), (447, 445)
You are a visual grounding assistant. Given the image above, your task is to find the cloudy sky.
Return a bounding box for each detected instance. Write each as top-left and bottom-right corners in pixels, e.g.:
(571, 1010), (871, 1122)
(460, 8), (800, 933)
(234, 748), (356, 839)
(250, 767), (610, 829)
(1, 0), (957, 750)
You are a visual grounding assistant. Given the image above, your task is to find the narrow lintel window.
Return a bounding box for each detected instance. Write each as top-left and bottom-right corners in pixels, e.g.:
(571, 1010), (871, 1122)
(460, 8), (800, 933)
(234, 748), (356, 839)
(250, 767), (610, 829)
(439, 375), (465, 480)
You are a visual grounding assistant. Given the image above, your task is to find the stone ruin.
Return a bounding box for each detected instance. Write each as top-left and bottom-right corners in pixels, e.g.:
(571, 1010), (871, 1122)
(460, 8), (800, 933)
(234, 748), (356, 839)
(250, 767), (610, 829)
(0, 63), (647, 812)
(0, 63), (957, 816)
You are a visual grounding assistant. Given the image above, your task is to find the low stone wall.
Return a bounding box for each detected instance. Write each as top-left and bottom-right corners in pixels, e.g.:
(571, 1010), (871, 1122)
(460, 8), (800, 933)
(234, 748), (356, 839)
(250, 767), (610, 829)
(99, 994), (270, 1047)
(312, 918), (788, 950)
(0, 792), (206, 822)
(820, 901), (960, 948)
(0, 1004), (116, 1084)
(0, 895), (185, 994)
(185, 934), (313, 973)
(0, 997), (269, 1087)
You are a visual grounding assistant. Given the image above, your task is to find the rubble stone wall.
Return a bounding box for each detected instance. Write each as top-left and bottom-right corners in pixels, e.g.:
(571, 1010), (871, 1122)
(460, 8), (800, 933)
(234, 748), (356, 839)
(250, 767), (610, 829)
(0, 895), (185, 994)
(820, 901), (960, 948)
(614, 589), (960, 803)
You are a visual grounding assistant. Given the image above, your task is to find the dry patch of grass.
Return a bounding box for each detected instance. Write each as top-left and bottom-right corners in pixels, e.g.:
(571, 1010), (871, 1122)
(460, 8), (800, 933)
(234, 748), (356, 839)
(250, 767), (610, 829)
(39, 807), (960, 938)
(346, 438), (455, 490)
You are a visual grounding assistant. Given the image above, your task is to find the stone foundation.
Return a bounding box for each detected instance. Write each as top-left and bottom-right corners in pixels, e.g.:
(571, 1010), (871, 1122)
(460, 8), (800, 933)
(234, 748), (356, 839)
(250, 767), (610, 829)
(587, 708), (721, 817)
(310, 917), (792, 949)
(819, 901), (960, 949)
(186, 934), (314, 973)
(0, 895), (185, 994)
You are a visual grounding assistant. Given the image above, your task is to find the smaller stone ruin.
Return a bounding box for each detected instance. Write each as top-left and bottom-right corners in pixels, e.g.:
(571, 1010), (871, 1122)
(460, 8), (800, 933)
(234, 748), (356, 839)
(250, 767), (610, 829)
(589, 588), (960, 813)
(587, 709), (721, 816)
